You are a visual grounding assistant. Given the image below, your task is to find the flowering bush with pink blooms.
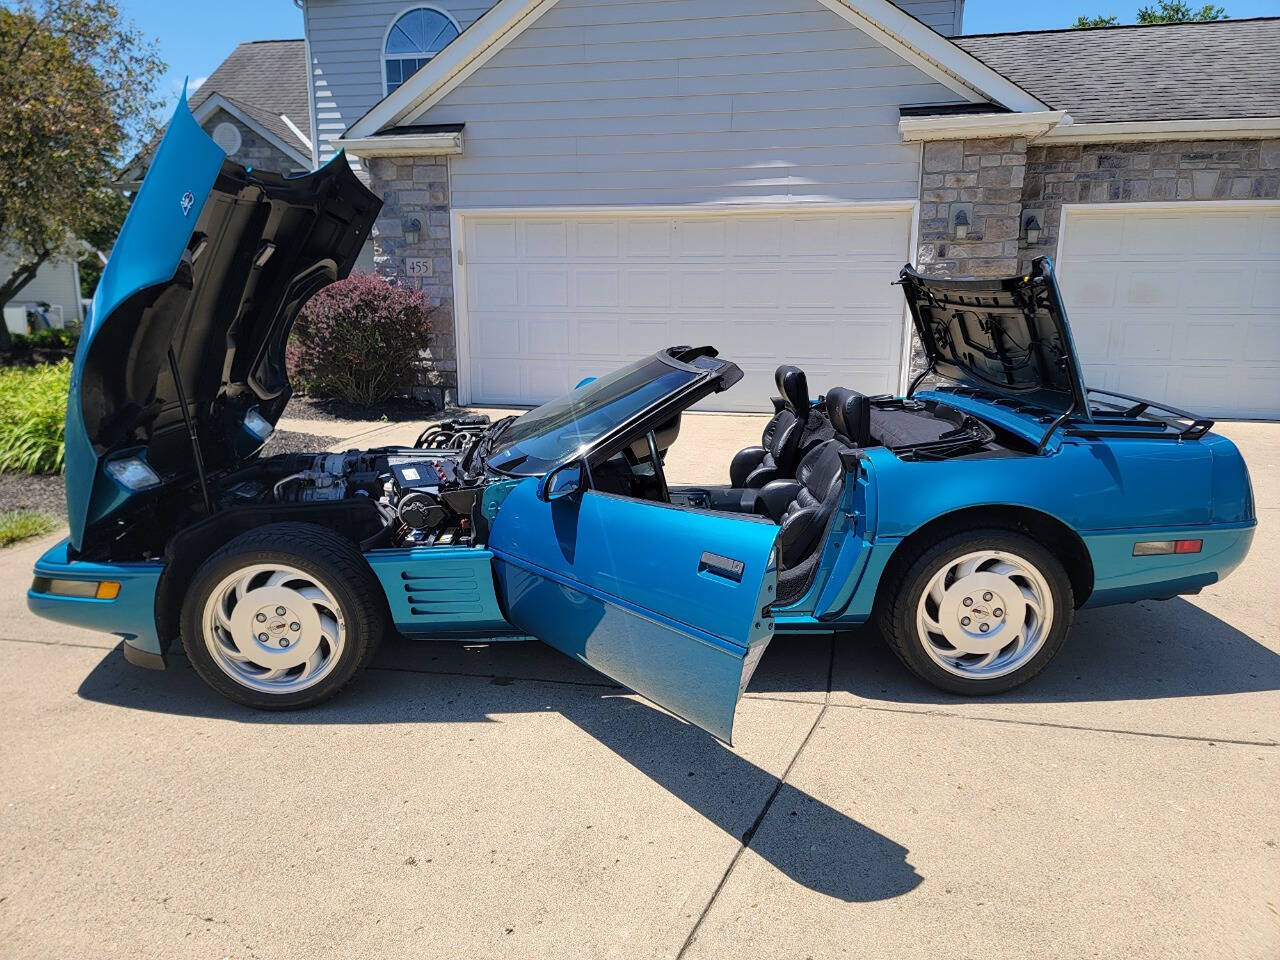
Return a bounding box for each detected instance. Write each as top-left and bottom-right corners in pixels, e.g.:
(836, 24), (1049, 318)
(288, 273), (433, 406)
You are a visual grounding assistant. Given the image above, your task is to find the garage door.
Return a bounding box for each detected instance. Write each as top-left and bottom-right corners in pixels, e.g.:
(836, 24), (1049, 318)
(456, 208), (913, 411)
(1057, 204), (1280, 419)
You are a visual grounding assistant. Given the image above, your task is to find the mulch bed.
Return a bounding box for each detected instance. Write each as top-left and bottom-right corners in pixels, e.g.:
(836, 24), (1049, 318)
(0, 430), (337, 519)
(284, 395), (437, 424)
(0, 471), (67, 517)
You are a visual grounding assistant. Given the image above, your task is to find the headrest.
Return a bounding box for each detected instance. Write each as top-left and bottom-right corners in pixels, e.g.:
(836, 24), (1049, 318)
(825, 387), (870, 443)
(774, 365), (809, 414)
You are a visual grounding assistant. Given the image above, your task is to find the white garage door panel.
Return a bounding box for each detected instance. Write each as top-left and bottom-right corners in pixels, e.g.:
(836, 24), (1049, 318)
(460, 209), (911, 410)
(1058, 206), (1280, 420)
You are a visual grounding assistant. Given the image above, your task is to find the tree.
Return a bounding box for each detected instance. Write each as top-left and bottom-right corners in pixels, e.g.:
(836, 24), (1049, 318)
(1137, 2), (1227, 22)
(0, 1), (162, 349)
(1073, 14), (1120, 26)
(1073, 2), (1228, 27)
(75, 188), (129, 299)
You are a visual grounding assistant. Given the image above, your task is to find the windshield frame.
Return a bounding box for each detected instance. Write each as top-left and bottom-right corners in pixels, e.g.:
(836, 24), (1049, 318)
(483, 348), (739, 478)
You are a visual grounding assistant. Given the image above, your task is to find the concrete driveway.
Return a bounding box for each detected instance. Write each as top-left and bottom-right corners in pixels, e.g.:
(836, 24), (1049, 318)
(1, 417), (1276, 959)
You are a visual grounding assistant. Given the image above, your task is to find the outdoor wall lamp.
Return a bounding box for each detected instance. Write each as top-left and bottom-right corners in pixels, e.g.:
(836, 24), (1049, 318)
(953, 209), (969, 240)
(1024, 215), (1042, 245)
(404, 218), (422, 244)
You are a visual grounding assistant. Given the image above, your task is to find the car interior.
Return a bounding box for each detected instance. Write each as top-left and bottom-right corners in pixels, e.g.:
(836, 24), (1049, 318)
(582, 363), (1025, 603)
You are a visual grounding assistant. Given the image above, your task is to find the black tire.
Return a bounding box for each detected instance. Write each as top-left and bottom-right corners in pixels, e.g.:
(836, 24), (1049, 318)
(180, 522), (386, 709)
(876, 528), (1074, 696)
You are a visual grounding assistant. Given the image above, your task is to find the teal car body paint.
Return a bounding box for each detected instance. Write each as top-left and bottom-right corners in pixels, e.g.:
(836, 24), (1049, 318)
(28, 101), (1255, 739)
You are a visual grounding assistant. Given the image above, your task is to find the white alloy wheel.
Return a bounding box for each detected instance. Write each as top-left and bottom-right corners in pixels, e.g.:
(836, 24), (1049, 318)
(202, 563), (347, 694)
(914, 549), (1054, 680)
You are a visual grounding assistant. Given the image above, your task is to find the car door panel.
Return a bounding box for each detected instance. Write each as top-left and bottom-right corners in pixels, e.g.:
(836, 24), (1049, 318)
(488, 480), (779, 743)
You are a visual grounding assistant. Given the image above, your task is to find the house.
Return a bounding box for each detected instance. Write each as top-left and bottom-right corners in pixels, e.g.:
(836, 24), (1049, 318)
(297, 2), (1280, 418)
(0, 253), (82, 334)
(117, 39), (313, 188)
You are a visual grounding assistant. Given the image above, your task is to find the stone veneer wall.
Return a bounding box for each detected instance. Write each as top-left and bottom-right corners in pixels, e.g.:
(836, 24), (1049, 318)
(916, 136), (1028, 280)
(201, 108), (308, 177)
(364, 155), (458, 409)
(1018, 139), (1280, 267)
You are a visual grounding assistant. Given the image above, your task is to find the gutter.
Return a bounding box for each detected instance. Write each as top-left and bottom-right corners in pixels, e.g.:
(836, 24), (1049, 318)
(898, 110), (1069, 141)
(335, 129), (464, 157)
(1039, 116), (1280, 143)
(900, 111), (1280, 144)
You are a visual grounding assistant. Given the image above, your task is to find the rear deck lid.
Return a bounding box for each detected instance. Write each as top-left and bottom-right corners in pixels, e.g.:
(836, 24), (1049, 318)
(898, 258), (1090, 417)
(64, 95), (380, 549)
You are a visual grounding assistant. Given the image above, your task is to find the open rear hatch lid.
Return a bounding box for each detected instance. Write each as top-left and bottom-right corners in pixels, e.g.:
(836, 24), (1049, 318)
(898, 257), (1090, 418)
(65, 96), (381, 549)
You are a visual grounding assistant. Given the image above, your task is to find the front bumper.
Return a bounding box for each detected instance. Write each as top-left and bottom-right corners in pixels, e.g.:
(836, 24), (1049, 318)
(27, 539), (167, 668)
(1081, 520), (1256, 608)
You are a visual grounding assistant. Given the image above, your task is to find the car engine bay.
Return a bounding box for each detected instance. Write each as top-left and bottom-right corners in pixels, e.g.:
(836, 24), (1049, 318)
(222, 446), (489, 550)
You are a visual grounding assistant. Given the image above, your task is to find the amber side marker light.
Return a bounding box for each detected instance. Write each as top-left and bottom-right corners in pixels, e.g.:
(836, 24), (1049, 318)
(31, 577), (121, 599)
(1133, 539), (1203, 557)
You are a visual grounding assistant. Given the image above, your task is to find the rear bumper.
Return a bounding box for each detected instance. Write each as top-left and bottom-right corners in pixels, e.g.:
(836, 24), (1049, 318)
(26, 539), (167, 668)
(1080, 521), (1255, 608)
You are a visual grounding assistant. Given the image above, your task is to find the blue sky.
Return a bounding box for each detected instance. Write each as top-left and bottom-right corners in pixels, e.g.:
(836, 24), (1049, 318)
(120, 0), (1280, 108)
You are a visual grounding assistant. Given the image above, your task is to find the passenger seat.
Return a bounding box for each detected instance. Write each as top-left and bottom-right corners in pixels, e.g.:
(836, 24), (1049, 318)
(823, 387), (872, 446)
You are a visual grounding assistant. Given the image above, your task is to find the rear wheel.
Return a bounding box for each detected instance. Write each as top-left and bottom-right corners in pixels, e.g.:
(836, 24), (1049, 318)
(878, 529), (1073, 695)
(180, 523), (386, 709)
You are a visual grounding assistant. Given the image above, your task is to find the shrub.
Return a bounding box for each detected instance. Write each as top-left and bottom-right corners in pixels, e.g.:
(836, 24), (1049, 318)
(0, 510), (58, 548)
(288, 272), (433, 407)
(0, 360), (71, 473)
(7, 327), (79, 355)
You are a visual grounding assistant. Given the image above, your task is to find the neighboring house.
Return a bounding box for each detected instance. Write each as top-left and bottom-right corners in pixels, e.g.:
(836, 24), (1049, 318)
(0, 253), (82, 333)
(297, 2), (1278, 418)
(117, 39), (313, 188)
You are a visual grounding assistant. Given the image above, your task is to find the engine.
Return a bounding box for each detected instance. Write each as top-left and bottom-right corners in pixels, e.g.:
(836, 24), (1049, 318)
(266, 449), (484, 547)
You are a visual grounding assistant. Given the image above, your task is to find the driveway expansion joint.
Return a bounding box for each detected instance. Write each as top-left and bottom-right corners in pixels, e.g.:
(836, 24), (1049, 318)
(675, 635), (838, 960)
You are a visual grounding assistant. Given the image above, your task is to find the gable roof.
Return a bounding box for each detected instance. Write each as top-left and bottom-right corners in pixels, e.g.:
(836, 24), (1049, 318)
(189, 39), (311, 152)
(117, 39), (311, 184)
(956, 17), (1280, 123)
(341, 0), (1047, 142)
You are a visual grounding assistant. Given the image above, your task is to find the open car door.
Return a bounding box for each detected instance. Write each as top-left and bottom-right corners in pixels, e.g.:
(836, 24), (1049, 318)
(487, 478), (779, 744)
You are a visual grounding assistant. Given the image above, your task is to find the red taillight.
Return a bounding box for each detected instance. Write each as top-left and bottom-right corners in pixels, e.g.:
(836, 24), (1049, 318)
(1133, 539), (1204, 557)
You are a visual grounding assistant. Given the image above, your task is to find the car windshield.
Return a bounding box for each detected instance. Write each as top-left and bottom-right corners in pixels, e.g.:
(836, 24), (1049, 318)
(486, 355), (700, 476)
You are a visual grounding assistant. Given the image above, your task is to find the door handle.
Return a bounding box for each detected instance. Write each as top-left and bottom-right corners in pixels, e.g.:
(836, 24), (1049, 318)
(699, 551), (744, 583)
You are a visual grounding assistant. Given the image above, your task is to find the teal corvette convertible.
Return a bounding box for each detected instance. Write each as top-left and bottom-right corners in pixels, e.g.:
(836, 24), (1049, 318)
(28, 102), (1256, 743)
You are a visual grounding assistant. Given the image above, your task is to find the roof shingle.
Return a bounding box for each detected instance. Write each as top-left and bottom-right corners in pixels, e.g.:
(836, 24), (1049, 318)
(955, 17), (1280, 123)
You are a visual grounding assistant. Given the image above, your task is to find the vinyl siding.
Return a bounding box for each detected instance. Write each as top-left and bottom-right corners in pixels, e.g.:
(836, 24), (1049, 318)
(892, 0), (963, 35)
(305, 0), (495, 162)
(415, 0), (959, 207)
(303, 0), (964, 162)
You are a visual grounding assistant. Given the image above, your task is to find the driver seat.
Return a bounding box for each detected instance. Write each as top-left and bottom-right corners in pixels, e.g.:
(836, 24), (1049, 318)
(728, 365), (811, 489)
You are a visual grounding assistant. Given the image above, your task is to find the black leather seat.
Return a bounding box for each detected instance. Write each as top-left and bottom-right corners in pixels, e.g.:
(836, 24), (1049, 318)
(728, 365), (812, 488)
(751, 387), (866, 601)
(773, 440), (848, 567)
(823, 386), (872, 447)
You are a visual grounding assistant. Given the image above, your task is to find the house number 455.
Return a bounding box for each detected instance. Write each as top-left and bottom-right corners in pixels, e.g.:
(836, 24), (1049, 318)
(405, 257), (433, 278)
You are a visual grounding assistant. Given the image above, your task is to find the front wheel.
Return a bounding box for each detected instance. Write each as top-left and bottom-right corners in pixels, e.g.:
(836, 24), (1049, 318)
(877, 529), (1074, 695)
(181, 523), (386, 709)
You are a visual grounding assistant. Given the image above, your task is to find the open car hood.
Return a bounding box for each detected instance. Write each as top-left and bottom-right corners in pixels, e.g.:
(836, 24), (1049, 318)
(898, 258), (1089, 416)
(64, 96), (380, 549)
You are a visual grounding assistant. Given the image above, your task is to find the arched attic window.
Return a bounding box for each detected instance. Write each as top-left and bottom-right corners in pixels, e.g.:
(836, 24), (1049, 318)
(383, 6), (460, 94)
